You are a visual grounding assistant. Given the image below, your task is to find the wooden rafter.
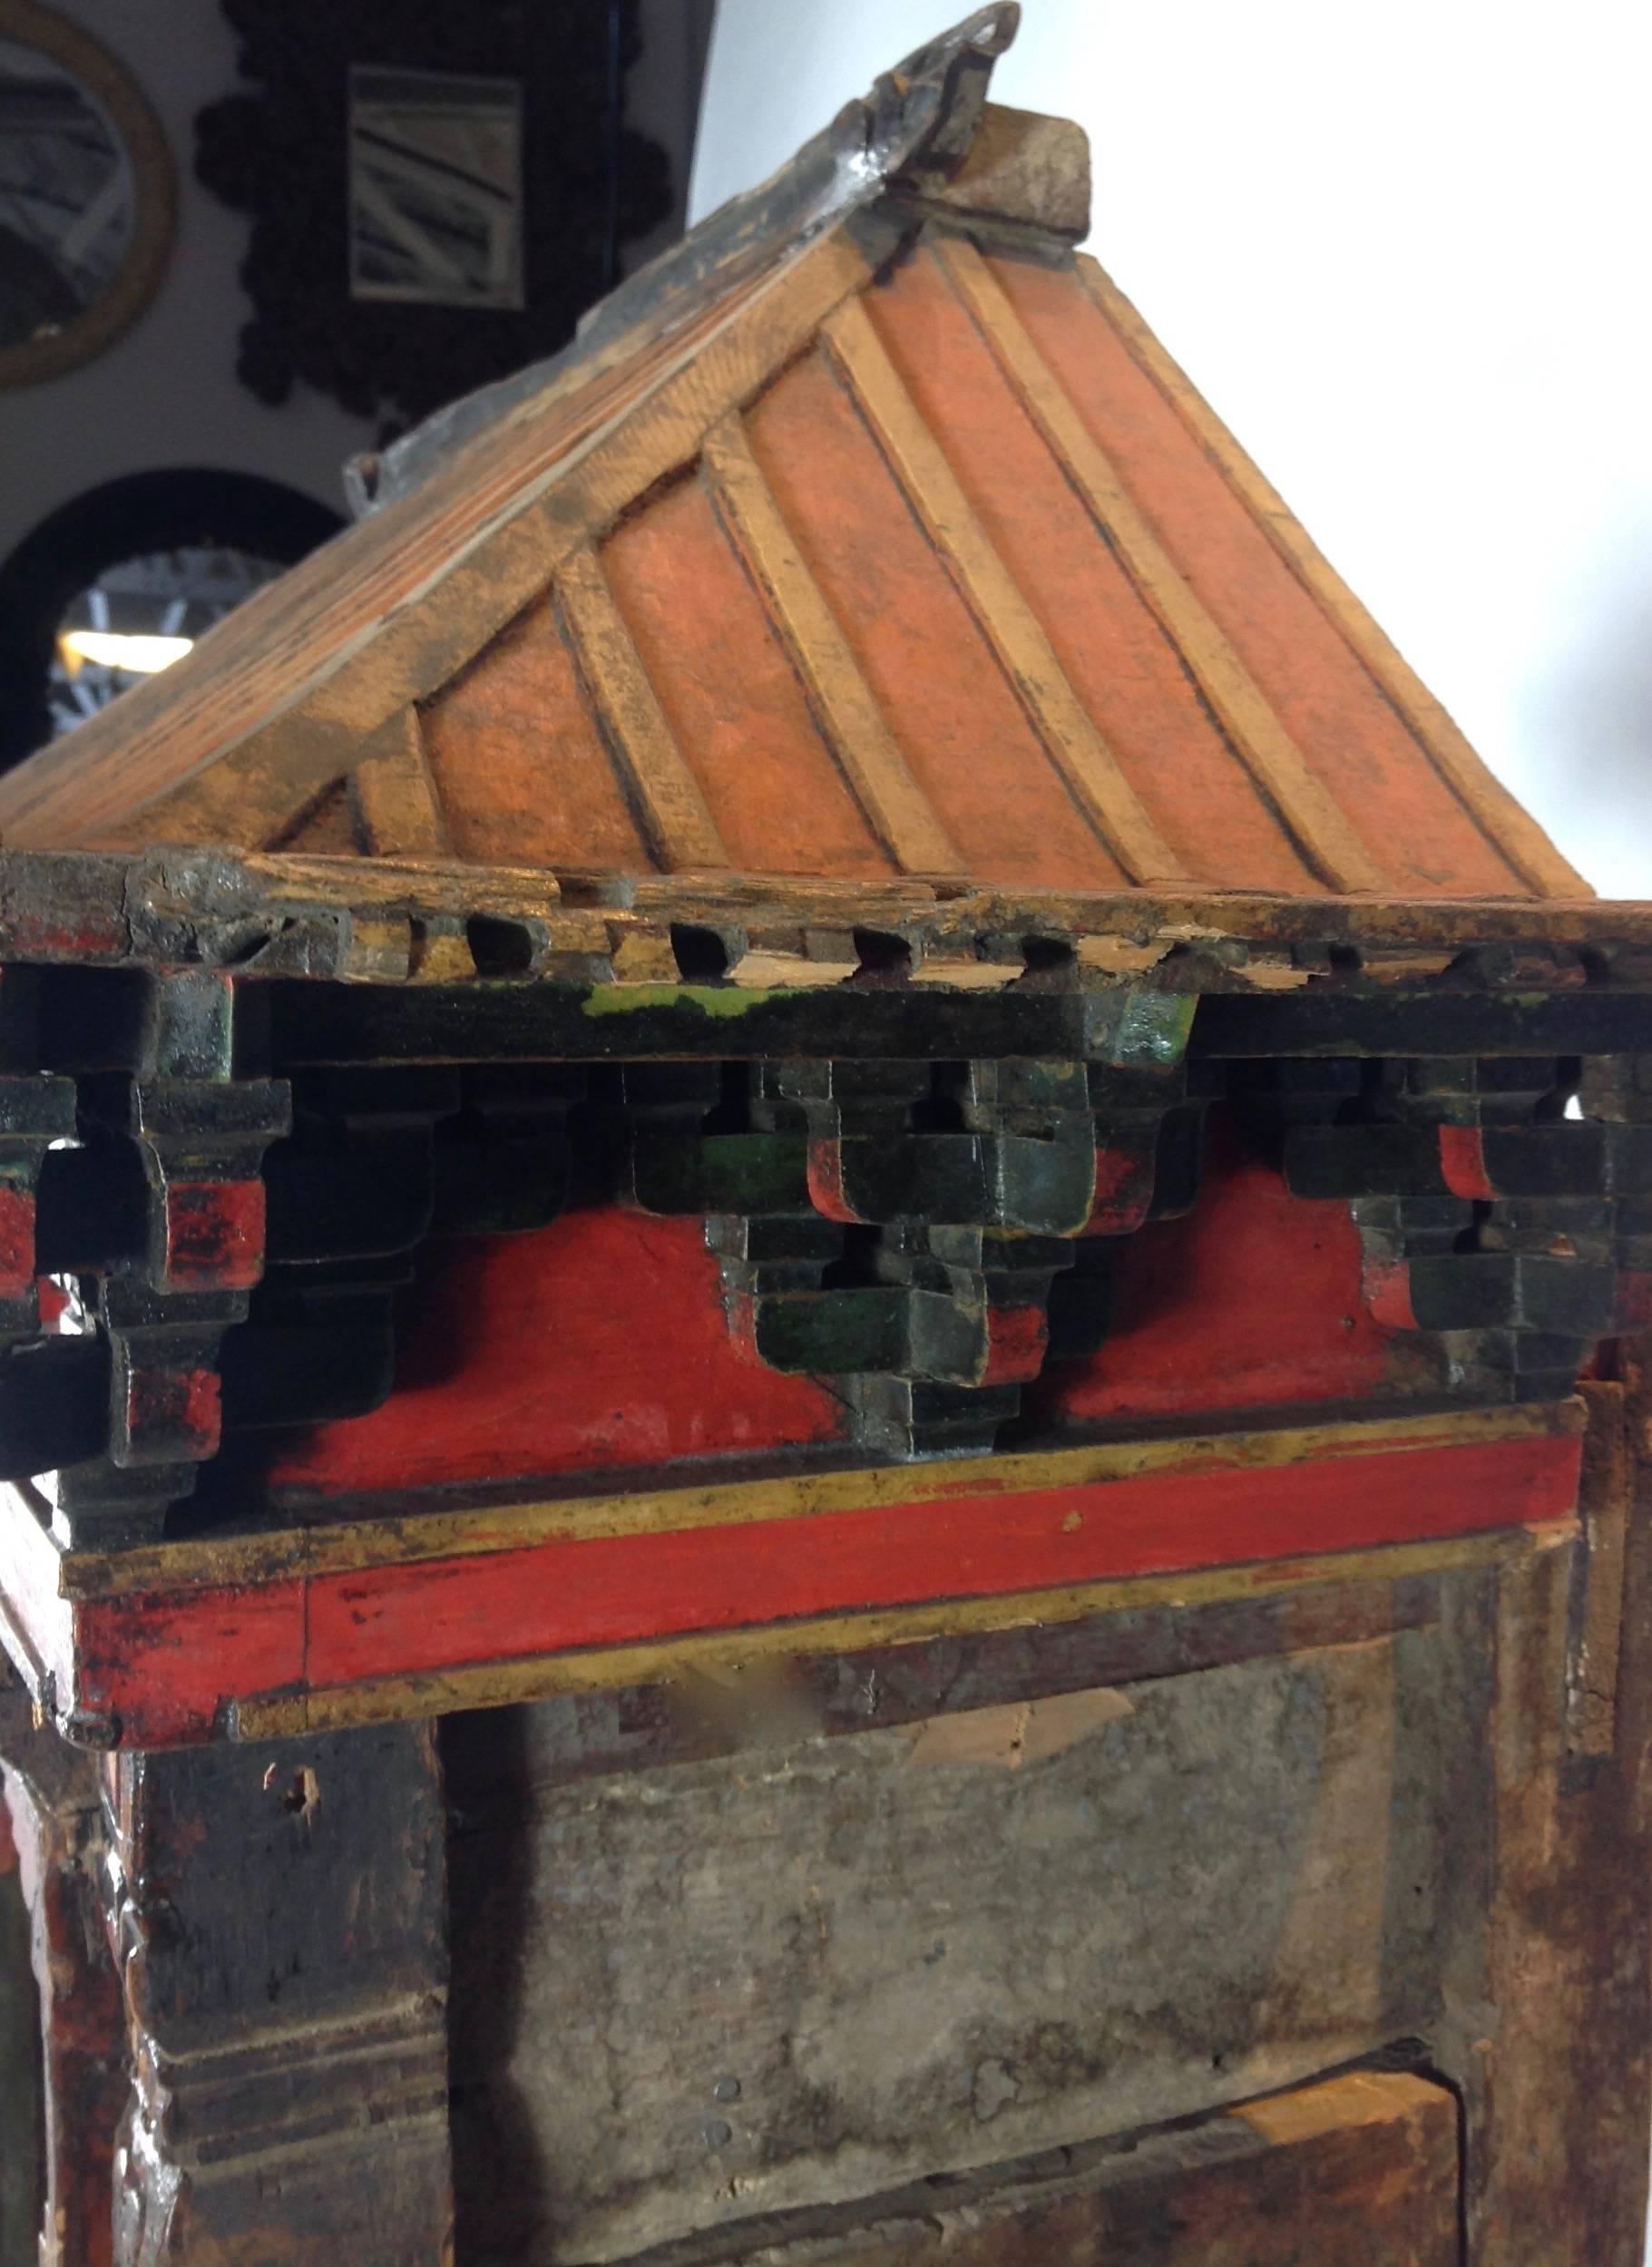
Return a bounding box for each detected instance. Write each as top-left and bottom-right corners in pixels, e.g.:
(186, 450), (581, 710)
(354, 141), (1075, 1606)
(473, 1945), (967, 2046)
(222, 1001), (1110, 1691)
(937, 232), (1386, 895)
(557, 542), (730, 873)
(1079, 257), (1590, 901)
(821, 294), (1190, 887)
(347, 708), (451, 860)
(701, 414), (966, 877)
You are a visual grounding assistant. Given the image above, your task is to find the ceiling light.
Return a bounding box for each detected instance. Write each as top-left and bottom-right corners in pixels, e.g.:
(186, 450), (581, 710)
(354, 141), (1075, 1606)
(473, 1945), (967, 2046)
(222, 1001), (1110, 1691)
(58, 629), (193, 674)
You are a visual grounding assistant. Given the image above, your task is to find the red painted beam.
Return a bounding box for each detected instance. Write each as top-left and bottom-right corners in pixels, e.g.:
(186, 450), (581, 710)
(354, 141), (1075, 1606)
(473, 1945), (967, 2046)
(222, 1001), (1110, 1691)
(21, 1412), (1579, 1748)
(298, 1432), (1576, 1686)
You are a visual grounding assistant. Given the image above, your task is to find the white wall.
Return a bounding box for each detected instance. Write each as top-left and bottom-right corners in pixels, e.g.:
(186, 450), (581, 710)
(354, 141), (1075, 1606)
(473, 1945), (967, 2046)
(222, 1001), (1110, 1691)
(1, 0), (376, 569)
(692, 0), (1652, 897)
(1, 0), (712, 597)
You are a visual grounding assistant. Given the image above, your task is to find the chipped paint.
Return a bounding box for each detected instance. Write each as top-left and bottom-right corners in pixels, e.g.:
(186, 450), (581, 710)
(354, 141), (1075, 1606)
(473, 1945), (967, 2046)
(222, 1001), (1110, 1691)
(904, 1686), (1134, 1768)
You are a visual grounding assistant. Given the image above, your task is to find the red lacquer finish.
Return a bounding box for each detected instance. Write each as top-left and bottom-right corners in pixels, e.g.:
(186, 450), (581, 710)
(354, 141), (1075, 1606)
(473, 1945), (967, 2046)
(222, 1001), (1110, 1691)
(75, 1579), (306, 1746)
(979, 1302), (1049, 1384)
(61, 1425), (1580, 1747)
(806, 1139), (862, 1225)
(0, 1185), (35, 1298)
(269, 1138), (1430, 1507)
(1034, 1127), (1431, 1426)
(268, 1209), (846, 1498)
(1084, 1141), (1156, 1235)
(161, 1178), (268, 1293)
(300, 1433), (1577, 1683)
(1438, 1126), (1497, 1201)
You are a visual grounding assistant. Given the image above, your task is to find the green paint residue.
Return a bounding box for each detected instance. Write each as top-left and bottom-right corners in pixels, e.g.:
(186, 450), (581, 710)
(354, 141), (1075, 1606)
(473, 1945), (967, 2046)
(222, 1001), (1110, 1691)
(581, 984), (802, 1020)
(1089, 990), (1197, 1068)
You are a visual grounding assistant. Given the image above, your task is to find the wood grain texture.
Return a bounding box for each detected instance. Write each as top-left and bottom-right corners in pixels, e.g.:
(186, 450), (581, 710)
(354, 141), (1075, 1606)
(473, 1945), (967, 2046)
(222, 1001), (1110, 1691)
(556, 541), (731, 871)
(105, 1720), (453, 2267)
(14, 1411), (1577, 1749)
(1077, 256), (1588, 900)
(17, 229), (880, 855)
(936, 233), (1384, 894)
(445, 1631), (1453, 2261)
(672, 2071), (1459, 2267)
(1438, 1359), (1652, 2265)
(347, 706), (450, 859)
(1569, 1376), (1629, 1754)
(0, 1689), (122, 2267)
(701, 413), (965, 875)
(822, 293), (1187, 885)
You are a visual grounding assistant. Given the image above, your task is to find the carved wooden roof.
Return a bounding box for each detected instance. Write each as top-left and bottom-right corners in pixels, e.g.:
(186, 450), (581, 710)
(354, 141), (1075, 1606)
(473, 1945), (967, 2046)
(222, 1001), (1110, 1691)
(0, 5), (1586, 910)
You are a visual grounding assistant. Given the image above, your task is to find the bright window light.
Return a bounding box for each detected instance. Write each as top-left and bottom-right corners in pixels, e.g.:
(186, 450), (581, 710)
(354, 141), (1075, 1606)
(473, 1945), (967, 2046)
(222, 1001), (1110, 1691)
(58, 629), (194, 675)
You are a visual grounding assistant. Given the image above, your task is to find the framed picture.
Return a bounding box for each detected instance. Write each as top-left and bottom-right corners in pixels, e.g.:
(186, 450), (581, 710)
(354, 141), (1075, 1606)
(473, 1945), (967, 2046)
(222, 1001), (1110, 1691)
(196, 1), (671, 431)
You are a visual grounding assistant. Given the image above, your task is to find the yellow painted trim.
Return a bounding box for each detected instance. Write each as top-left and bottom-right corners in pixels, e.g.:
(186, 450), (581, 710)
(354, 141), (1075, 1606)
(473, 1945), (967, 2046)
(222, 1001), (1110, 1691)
(231, 1517), (1573, 1741)
(51, 1398), (1579, 1601)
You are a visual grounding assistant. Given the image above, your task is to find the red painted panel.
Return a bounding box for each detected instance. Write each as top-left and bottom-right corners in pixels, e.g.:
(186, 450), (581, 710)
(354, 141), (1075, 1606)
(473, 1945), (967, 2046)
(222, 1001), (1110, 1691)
(602, 476), (890, 876)
(1031, 1122), (1433, 1427)
(73, 1578), (305, 1746)
(992, 251), (1527, 899)
(865, 249), (1316, 894)
(161, 1178), (266, 1293)
(304, 1431), (1579, 1685)
(747, 347), (1130, 889)
(268, 1208), (846, 1498)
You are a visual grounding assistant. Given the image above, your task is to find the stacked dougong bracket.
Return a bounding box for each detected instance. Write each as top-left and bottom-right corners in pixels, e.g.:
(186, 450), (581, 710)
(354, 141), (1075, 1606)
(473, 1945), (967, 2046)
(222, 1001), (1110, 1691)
(0, 960), (587, 1542)
(1277, 1055), (1652, 1403)
(7, 972), (290, 1543)
(625, 1005), (1209, 1455)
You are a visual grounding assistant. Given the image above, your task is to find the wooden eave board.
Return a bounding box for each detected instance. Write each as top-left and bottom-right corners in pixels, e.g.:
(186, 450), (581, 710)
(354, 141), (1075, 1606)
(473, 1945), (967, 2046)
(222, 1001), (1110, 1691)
(0, 94), (1586, 911)
(0, 845), (1644, 1002)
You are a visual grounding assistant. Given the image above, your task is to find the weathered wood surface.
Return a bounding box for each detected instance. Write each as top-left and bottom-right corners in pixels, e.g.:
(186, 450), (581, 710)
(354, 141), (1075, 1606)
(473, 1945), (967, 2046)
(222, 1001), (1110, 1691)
(662, 2070), (1459, 2267)
(0, 1680), (122, 2267)
(1432, 1350), (1652, 2263)
(0, 844), (1641, 992)
(0, 1796), (37, 2267)
(445, 1617), (1472, 2263)
(106, 1720), (452, 2266)
(0, 26), (1582, 908)
(1, 1401), (1576, 1749)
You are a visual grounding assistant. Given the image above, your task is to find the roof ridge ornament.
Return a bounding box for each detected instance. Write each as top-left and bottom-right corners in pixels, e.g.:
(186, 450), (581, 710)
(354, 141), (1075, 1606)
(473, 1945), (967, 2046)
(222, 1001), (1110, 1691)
(349, 7), (1022, 516)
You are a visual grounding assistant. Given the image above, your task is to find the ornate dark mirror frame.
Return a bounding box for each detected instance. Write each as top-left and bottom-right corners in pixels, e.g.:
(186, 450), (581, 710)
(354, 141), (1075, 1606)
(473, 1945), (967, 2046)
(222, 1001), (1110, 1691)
(193, 0), (673, 432)
(0, 0), (176, 387)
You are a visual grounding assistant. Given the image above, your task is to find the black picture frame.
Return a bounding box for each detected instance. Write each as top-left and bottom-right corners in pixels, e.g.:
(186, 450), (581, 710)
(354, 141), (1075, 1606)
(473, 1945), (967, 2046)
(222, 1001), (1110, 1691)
(194, 0), (671, 431)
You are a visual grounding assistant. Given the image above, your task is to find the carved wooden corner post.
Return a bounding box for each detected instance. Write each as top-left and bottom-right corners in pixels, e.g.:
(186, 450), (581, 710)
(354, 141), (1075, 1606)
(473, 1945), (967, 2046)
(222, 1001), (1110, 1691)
(104, 1720), (452, 2266)
(0, 1681), (124, 2267)
(1437, 1352), (1652, 2264)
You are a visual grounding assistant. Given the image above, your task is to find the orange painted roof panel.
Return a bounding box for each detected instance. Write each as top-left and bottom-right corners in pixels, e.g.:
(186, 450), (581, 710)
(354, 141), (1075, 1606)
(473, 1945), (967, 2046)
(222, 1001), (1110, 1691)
(0, 7), (1587, 911)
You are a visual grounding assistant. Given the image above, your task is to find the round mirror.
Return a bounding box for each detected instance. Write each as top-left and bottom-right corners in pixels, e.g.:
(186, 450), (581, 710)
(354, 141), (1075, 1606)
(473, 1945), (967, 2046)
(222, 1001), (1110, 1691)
(0, 3), (172, 385)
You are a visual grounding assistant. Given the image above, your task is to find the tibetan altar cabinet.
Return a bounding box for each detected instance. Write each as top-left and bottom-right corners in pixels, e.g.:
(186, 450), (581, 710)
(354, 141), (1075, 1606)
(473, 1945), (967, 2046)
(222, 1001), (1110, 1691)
(1, 12), (1650, 2263)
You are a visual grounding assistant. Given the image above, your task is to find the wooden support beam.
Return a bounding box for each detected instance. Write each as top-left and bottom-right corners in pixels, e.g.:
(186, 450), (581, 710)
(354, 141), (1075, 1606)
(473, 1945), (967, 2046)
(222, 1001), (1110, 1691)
(1080, 256), (1590, 900)
(104, 1719), (453, 2266)
(556, 541), (730, 873)
(63, 230), (884, 857)
(822, 294), (1189, 886)
(347, 706), (451, 859)
(0, 1687), (123, 2267)
(937, 232), (1386, 896)
(701, 414), (965, 876)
